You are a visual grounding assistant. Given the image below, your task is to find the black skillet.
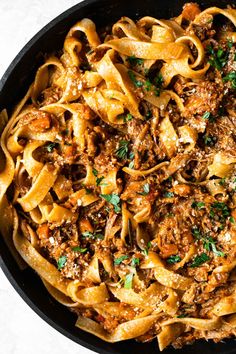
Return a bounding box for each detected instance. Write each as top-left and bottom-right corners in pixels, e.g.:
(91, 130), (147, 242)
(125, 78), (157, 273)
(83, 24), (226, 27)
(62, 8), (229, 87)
(0, 0), (235, 353)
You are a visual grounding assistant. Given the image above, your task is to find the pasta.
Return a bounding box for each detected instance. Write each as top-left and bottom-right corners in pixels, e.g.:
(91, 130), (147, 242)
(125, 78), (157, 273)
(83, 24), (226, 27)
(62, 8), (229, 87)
(1, 2), (236, 350)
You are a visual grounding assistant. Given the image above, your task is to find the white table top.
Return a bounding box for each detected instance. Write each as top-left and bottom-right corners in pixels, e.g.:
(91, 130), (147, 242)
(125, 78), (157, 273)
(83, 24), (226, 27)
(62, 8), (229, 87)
(0, 1), (94, 353)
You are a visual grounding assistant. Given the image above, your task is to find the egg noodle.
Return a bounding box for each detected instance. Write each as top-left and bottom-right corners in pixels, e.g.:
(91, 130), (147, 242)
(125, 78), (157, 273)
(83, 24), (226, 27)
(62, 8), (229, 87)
(0, 3), (236, 350)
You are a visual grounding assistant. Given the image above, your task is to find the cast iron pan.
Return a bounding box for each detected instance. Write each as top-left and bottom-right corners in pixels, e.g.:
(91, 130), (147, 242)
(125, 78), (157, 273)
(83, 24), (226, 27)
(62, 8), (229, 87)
(0, 0), (235, 353)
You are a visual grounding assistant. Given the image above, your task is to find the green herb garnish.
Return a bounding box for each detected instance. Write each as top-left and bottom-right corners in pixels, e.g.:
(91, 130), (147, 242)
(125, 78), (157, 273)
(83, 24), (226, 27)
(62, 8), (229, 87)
(100, 193), (121, 213)
(219, 178), (226, 186)
(204, 135), (217, 146)
(82, 231), (104, 240)
(177, 313), (188, 318)
(203, 237), (225, 257)
(128, 70), (143, 88)
(190, 253), (210, 267)
(92, 168), (98, 177)
(131, 257), (140, 267)
(166, 255), (181, 264)
(223, 71), (236, 90)
(138, 183), (150, 196)
(46, 142), (57, 152)
(127, 56), (144, 66)
(124, 273), (134, 289)
(72, 246), (87, 253)
(116, 140), (130, 160)
(114, 255), (129, 265)
(207, 45), (228, 70)
(142, 241), (152, 256)
(57, 255), (67, 270)
(191, 201), (205, 210)
(164, 191), (174, 198)
(230, 216), (235, 224)
(202, 111), (215, 122)
(123, 113), (133, 122)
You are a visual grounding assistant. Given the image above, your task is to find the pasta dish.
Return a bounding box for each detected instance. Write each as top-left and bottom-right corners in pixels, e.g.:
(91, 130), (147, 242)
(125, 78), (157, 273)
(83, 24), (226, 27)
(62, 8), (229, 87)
(1, 2), (236, 350)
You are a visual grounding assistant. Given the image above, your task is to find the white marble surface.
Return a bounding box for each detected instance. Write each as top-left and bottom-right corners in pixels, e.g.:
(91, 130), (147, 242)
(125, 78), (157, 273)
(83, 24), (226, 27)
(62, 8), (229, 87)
(0, 1), (94, 353)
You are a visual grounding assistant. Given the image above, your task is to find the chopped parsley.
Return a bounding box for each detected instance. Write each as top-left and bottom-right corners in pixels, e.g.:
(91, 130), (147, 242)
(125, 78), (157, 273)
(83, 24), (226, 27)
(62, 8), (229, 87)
(92, 168), (98, 177)
(46, 142), (57, 152)
(192, 226), (224, 257)
(100, 193), (121, 213)
(191, 201), (205, 210)
(230, 216), (235, 224)
(57, 255), (67, 270)
(92, 168), (106, 186)
(142, 241), (152, 256)
(202, 111), (215, 122)
(114, 255), (129, 265)
(177, 313), (188, 318)
(138, 183), (150, 196)
(127, 56), (144, 66)
(124, 273), (134, 289)
(163, 191), (174, 198)
(166, 255), (181, 264)
(219, 178), (226, 186)
(96, 176), (105, 186)
(207, 45), (228, 71)
(128, 70), (143, 88)
(210, 202), (230, 219)
(190, 253), (210, 268)
(131, 257), (140, 267)
(116, 140), (130, 160)
(223, 71), (236, 90)
(128, 160), (135, 169)
(123, 113), (133, 122)
(82, 231), (104, 240)
(204, 135), (217, 146)
(72, 246), (87, 253)
(144, 79), (152, 91)
(203, 237), (225, 257)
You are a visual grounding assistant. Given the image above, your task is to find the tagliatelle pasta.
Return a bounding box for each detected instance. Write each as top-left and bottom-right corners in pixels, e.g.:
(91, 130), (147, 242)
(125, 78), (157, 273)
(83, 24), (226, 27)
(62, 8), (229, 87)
(1, 2), (236, 351)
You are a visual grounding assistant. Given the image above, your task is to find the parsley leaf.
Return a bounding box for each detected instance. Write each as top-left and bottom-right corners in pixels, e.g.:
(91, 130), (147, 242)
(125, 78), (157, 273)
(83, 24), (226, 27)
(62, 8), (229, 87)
(46, 142), (57, 152)
(204, 135), (217, 146)
(57, 255), (67, 270)
(127, 56), (144, 66)
(210, 202), (230, 218)
(131, 257), (140, 267)
(223, 71), (236, 90)
(116, 140), (130, 160)
(177, 313), (188, 318)
(190, 253), (210, 267)
(100, 193), (121, 213)
(92, 168), (98, 177)
(142, 241), (152, 256)
(82, 231), (104, 240)
(123, 113), (133, 122)
(203, 237), (225, 257)
(114, 255), (129, 265)
(167, 255), (181, 264)
(124, 273), (134, 289)
(96, 176), (105, 186)
(92, 168), (106, 186)
(128, 70), (143, 88)
(219, 178), (226, 186)
(191, 201), (205, 210)
(128, 160), (134, 169)
(202, 111), (215, 122)
(72, 246), (87, 253)
(164, 191), (174, 198)
(138, 183), (150, 196)
(207, 45), (228, 70)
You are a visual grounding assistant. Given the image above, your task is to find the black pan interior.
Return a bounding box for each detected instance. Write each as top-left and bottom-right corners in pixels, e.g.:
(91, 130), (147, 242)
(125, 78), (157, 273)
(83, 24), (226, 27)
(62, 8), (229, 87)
(0, 0), (235, 353)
